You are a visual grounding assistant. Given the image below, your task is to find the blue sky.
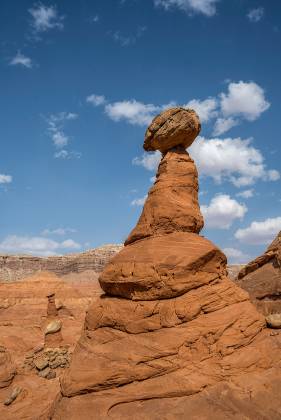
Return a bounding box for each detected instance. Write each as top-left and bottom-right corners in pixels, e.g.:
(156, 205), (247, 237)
(0, 0), (280, 261)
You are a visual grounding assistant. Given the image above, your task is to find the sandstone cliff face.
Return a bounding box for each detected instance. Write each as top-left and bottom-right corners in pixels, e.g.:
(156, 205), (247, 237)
(0, 244), (123, 283)
(51, 108), (281, 420)
(237, 231), (281, 315)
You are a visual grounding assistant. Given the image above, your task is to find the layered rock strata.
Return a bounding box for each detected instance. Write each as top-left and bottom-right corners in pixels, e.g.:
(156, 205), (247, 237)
(0, 244), (122, 282)
(55, 108), (281, 419)
(237, 231), (281, 315)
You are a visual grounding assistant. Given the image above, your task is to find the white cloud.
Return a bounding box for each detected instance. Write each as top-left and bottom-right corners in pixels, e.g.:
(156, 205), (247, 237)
(154, 0), (220, 16)
(184, 98), (218, 122)
(220, 81), (270, 121)
(236, 189), (254, 199)
(29, 3), (64, 33)
(0, 174), (12, 184)
(235, 217), (281, 245)
(190, 136), (279, 187)
(247, 7), (264, 22)
(212, 117), (238, 136)
(42, 228), (77, 236)
(46, 112), (79, 158)
(86, 94), (106, 106)
(131, 195), (147, 206)
(0, 235), (81, 256)
(9, 52), (33, 69)
(132, 151), (162, 171)
(223, 247), (250, 264)
(54, 150), (81, 159)
(201, 194), (247, 229)
(105, 100), (160, 126)
(111, 26), (146, 47)
(52, 131), (68, 148)
(267, 169), (280, 181)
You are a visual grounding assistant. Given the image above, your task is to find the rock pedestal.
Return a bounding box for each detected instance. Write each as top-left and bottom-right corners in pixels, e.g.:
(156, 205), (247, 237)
(55, 108), (281, 419)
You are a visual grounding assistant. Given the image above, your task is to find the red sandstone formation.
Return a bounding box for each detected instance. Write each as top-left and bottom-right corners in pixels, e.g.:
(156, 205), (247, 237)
(125, 148), (204, 245)
(50, 108), (281, 419)
(237, 231), (281, 315)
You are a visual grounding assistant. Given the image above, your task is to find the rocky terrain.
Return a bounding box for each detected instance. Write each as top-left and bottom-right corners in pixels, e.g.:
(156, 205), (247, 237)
(237, 231), (281, 316)
(0, 108), (280, 419)
(0, 244), (123, 282)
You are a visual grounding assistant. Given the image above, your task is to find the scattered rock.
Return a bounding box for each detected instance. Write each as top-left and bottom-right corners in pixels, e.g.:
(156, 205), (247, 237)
(34, 356), (49, 371)
(4, 386), (21, 405)
(38, 367), (56, 380)
(0, 347), (16, 388)
(45, 320), (62, 335)
(266, 313), (281, 329)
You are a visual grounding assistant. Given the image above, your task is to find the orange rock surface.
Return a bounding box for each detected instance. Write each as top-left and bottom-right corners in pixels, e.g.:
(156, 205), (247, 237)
(237, 231), (281, 315)
(125, 148), (204, 245)
(54, 109), (281, 419)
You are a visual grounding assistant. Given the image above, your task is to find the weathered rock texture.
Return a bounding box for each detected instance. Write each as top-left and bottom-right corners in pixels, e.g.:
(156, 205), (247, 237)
(0, 271), (104, 419)
(237, 231), (281, 315)
(54, 109), (281, 419)
(144, 108), (200, 153)
(125, 148), (204, 245)
(0, 244), (122, 283)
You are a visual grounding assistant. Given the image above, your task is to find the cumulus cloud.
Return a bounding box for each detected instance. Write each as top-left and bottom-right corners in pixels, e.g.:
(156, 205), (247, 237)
(132, 151), (162, 171)
(223, 247), (250, 264)
(235, 217), (281, 245)
(9, 52), (33, 69)
(98, 80), (269, 135)
(212, 117), (238, 136)
(0, 174), (12, 184)
(86, 94), (106, 106)
(247, 7), (264, 22)
(201, 194), (247, 229)
(105, 100), (160, 126)
(29, 3), (64, 33)
(189, 136), (280, 187)
(131, 195), (148, 206)
(184, 98), (218, 122)
(220, 81), (270, 121)
(154, 0), (220, 16)
(236, 189), (254, 199)
(0, 235), (81, 256)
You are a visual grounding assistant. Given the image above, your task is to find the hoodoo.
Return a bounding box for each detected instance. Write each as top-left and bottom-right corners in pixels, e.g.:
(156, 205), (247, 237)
(46, 109), (281, 418)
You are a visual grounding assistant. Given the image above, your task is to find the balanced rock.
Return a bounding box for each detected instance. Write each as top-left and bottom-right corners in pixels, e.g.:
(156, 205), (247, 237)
(125, 147), (204, 245)
(55, 108), (281, 419)
(144, 107), (200, 153)
(237, 230), (281, 314)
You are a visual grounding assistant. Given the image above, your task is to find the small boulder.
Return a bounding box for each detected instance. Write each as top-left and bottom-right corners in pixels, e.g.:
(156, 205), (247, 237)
(266, 313), (281, 329)
(4, 386), (22, 406)
(45, 319), (62, 335)
(34, 356), (49, 371)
